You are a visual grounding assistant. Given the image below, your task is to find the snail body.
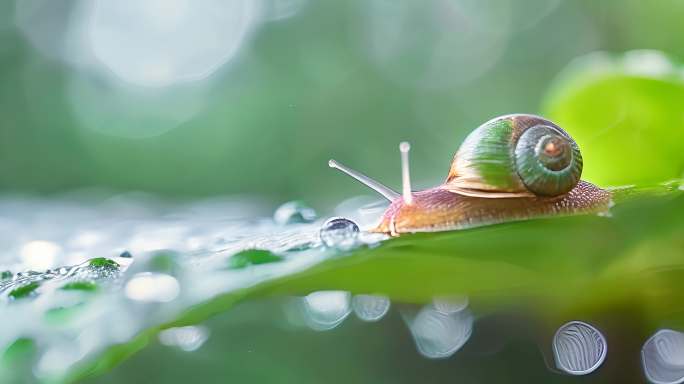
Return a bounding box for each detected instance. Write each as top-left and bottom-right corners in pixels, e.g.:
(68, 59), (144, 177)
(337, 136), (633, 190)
(329, 114), (612, 236)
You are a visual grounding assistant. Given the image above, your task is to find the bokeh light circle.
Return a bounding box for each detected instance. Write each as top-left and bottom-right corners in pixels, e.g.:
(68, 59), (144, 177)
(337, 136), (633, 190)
(87, 0), (259, 87)
(357, 0), (512, 89)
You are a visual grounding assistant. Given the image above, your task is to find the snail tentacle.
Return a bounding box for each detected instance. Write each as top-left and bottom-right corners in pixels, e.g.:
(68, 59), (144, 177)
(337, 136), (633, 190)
(328, 159), (400, 202)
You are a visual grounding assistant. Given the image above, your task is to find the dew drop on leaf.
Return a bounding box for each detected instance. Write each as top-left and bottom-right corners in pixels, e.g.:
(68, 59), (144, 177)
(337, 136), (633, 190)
(273, 201), (317, 225)
(319, 217), (359, 250)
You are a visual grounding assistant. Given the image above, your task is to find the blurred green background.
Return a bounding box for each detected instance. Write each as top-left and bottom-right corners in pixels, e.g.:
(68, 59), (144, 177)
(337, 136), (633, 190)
(1, 0), (683, 210)
(2, 1), (684, 383)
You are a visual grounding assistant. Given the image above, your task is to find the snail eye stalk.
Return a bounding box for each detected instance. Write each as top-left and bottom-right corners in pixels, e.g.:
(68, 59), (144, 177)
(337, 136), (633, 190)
(399, 142), (413, 205)
(328, 159), (400, 202)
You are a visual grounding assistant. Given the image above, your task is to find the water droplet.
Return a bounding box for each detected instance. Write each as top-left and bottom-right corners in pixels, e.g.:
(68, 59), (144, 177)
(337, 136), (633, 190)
(404, 305), (474, 359)
(319, 217), (359, 250)
(274, 201), (317, 225)
(88, 257), (119, 269)
(642, 329), (684, 384)
(553, 321), (607, 375)
(302, 291), (351, 331)
(432, 295), (469, 314)
(119, 250), (133, 258)
(352, 294), (390, 322)
(158, 326), (210, 352)
(125, 272), (180, 303)
(70, 257), (121, 281)
(16, 270), (41, 279)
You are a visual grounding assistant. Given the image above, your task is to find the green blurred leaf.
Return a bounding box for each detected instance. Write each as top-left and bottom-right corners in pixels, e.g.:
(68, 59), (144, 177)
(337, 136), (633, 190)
(227, 249), (284, 270)
(2, 338), (36, 364)
(60, 281), (99, 292)
(67, 187), (684, 383)
(88, 258), (119, 269)
(543, 50), (684, 186)
(8, 282), (40, 300)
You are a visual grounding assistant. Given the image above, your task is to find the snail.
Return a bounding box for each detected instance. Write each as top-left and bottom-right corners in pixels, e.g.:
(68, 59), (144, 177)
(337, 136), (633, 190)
(329, 114), (612, 236)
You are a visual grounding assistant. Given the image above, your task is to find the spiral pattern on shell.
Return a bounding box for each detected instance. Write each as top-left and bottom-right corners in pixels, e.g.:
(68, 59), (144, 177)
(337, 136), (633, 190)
(514, 123), (583, 196)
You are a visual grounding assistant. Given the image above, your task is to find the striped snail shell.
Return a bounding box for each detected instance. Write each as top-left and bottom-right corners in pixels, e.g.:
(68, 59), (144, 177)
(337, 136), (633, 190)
(445, 114), (583, 198)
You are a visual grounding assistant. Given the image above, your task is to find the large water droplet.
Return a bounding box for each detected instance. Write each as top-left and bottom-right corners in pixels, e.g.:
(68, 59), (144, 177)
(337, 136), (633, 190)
(302, 291), (351, 331)
(404, 305), (474, 359)
(66, 257), (121, 283)
(125, 272), (180, 303)
(319, 217), (359, 250)
(158, 326), (210, 352)
(553, 321), (607, 375)
(352, 294), (391, 322)
(642, 329), (684, 384)
(273, 201), (317, 225)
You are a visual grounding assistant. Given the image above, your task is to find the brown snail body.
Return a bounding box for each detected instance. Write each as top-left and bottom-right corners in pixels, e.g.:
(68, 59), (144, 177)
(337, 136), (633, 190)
(329, 114), (612, 236)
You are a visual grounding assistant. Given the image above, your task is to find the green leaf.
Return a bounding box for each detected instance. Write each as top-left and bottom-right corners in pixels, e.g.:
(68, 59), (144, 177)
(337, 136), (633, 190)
(543, 50), (684, 186)
(88, 258), (119, 269)
(61, 281), (99, 292)
(65, 188), (684, 383)
(8, 282), (40, 300)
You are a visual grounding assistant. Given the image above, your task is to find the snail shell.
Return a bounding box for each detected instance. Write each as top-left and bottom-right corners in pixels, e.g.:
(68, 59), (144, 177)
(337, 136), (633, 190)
(445, 114), (583, 198)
